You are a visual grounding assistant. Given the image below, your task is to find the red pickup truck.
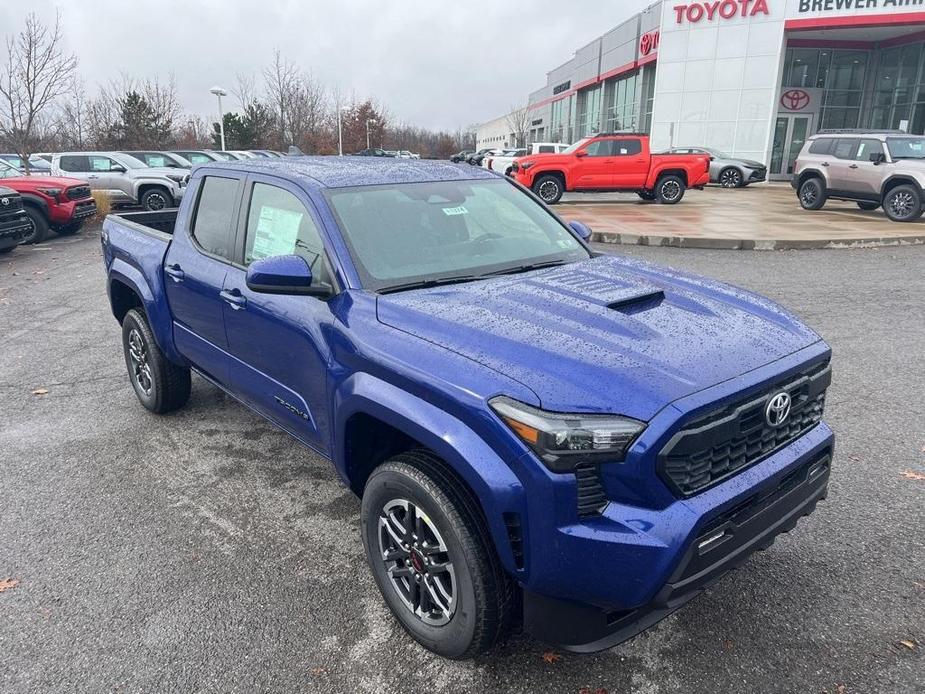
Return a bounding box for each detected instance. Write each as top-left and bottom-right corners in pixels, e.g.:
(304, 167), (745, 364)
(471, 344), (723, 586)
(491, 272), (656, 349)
(0, 159), (97, 244)
(511, 134), (711, 205)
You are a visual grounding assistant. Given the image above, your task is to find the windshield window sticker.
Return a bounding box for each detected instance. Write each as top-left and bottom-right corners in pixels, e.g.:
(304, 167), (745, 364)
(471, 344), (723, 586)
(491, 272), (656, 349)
(442, 206), (468, 216)
(250, 205), (304, 260)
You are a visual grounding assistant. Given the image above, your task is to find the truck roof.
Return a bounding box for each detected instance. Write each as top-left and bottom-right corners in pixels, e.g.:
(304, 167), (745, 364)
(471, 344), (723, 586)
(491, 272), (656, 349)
(202, 156), (498, 189)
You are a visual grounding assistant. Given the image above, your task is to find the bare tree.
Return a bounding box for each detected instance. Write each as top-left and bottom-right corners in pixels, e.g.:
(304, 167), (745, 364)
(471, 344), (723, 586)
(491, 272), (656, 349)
(140, 74), (181, 144)
(233, 72), (257, 110)
(0, 12), (78, 172)
(505, 104), (531, 148)
(55, 78), (89, 148)
(263, 49), (299, 147)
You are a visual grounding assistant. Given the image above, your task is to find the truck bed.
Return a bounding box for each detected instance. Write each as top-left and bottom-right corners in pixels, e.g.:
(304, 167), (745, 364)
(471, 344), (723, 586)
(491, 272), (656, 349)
(111, 209), (179, 238)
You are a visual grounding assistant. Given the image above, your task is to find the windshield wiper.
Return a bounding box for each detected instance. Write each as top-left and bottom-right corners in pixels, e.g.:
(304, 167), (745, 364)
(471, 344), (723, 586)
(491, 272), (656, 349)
(482, 259), (571, 277)
(378, 274), (485, 294)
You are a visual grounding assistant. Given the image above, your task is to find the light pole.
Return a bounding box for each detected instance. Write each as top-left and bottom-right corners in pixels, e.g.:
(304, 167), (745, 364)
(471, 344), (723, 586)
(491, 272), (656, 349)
(337, 105), (350, 156)
(210, 86), (227, 151)
(366, 119), (377, 150)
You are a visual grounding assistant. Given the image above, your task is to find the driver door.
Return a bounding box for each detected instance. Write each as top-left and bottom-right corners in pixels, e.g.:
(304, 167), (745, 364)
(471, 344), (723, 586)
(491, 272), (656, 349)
(220, 175), (337, 454)
(572, 139), (616, 189)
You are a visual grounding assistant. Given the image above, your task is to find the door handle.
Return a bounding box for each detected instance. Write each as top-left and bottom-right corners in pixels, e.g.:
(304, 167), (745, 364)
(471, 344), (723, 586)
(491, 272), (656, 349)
(88, 174), (99, 179)
(849, 164), (859, 169)
(821, 162), (829, 167)
(164, 264), (185, 282)
(220, 288), (247, 310)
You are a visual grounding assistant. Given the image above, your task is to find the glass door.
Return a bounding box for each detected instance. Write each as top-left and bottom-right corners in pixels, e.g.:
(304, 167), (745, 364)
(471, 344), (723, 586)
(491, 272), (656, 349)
(769, 114), (814, 180)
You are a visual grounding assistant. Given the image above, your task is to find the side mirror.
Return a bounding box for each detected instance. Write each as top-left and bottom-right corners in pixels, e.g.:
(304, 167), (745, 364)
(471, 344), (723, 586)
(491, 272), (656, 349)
(245, 254), (327, 296)
(574, 150), (587, 158)
(110, 164), (126, 173)
(569, 220), (593, 242)
(870, 152), (886, 164)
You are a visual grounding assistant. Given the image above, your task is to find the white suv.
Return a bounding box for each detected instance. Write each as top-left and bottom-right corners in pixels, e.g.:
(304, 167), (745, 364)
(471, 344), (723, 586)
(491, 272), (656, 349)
(793, 130), (925, 222)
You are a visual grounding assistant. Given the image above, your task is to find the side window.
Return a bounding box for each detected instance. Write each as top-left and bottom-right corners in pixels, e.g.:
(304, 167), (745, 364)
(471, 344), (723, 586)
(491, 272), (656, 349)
(855, 139), (884, 162)
(613, 139), (642, 156)
(189, 153), (211, 164)
(59, 155), (88, 172)
(583, 140), (612, 157)
(808, 138), (834, 155)
(832, 139), (858, 160)
(537, 145), (554, 153)
(244, 182), (331, 287)
(191, 176), (240, 261)
(88, 155), (117, 171)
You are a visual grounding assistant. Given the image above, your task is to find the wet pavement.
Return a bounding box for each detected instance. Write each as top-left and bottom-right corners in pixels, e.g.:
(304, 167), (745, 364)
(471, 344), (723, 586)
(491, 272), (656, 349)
(558, 184), (925, 249)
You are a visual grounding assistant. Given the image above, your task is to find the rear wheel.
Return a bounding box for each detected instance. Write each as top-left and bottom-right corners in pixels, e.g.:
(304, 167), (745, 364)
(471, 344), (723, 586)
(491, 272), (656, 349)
(532, 174), (564, 204)
(798, 178), (826, 210)
(21, 207), (49, 244)
(121, 309), (191, 414)
(856, 201), (880, 211)
(719, 167), (743, 188)
(0, 245), (15, 254)
(883, 185), (923, 222)
(655, 175), (686, 204)
(361, 450), (514, 659)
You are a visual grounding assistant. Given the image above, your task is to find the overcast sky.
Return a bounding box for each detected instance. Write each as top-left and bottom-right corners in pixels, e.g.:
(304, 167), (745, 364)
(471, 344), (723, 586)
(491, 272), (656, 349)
(0, 0), (656, 131)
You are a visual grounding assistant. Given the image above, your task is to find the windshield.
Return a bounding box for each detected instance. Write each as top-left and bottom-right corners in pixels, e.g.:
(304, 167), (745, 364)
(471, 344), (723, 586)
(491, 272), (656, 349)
(0, 159), (18, 178)
(886, 137), (925, 159)
(326, 179), (590, 292)
(1, 156), (24, 168)
(562, 138), (592, 154)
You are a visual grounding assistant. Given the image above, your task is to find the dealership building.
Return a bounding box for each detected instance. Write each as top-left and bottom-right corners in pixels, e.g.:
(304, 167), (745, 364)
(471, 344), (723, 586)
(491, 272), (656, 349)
(476, 0), (925, 179)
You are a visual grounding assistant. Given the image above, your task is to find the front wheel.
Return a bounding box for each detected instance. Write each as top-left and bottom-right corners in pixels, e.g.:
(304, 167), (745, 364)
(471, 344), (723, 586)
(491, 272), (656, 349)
(140, 187), (173, 212)
(656, 175), (686, 204)
(883, 185), (923, 222)
(532, 174), (564, 204)
(798, 178), (826, 210)
(121, 309), (191, 413)
(361, 451), (514, 659)
(21, 207), (49, 244)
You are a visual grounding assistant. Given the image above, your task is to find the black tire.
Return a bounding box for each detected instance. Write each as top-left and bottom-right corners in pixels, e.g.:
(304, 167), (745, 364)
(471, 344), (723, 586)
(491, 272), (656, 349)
(121, 308), (191, 414)
(719, 167), (744, 188)
(637, 190), (656, 201)
(0, 245), (15, 254)
(140, 187), (173, 212)
(361, 450), (514, 659)
(55, 220), (84, 236)
(532, 174), (564, 204)
(882, 185), (923, 222)
(798, 177), (826, 210)
(856, 202), (880, 211)
(655, 175), (686, 204)
(21, 206), (49, 244)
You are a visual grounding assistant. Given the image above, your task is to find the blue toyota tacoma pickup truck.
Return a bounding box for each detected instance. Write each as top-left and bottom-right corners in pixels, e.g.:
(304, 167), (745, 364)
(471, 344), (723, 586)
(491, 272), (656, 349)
(101, 157), (834, 658)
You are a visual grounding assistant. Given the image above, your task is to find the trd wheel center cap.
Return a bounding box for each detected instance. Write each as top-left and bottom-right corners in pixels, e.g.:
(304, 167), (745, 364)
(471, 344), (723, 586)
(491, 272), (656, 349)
(409, 549), (425, 573)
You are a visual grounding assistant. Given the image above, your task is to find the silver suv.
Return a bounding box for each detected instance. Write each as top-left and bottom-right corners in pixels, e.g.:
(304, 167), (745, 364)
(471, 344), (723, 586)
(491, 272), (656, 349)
(793, 130), (925, 222)
(51, 152), (188, 211)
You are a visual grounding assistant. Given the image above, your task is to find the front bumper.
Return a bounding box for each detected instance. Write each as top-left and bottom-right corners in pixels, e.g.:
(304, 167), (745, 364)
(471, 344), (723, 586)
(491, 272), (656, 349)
(0, 210), (30, 249)
(747, 167), (767, 183)
(49, 198), (97, 226)
(522, 423), (834, 652)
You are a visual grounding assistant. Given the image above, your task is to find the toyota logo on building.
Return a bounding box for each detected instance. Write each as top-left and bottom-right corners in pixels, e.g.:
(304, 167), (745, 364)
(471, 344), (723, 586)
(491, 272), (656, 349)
(781, 89), (810, 111)
(640, 30), (660, 56)
(765, 392), (792, 428)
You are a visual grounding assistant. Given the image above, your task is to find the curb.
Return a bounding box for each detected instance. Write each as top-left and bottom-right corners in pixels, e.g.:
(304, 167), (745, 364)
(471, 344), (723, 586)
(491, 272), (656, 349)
(591, 231), (925, 251)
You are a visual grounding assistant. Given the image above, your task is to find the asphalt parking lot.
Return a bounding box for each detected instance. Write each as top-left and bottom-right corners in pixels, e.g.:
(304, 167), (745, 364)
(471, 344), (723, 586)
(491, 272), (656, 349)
(1, 227), (923, 693)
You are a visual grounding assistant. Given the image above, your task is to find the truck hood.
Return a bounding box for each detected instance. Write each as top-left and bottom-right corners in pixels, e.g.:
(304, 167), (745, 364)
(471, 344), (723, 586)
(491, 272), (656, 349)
(375, 255), (820, 421)
(3, 175), (87, 189)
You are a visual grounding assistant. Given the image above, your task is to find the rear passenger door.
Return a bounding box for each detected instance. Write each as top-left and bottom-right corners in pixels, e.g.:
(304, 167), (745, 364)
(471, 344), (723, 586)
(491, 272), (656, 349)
(610, 138), (648, 188)
(220, 175), (337, 453)
(827, 138), (859, 193)
(163, 174), (244, 385)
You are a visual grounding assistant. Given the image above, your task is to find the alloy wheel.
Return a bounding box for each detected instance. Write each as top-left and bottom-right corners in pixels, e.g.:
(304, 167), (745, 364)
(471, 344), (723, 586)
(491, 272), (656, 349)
(22, 216), (36, 243)
(538, 180), (559, 202)
(145, 193), (167, 211)
(720, 169), (742, 188)
(888, 191), (916, 219)
(378, 498), (457, 627)
(661, 180), (681, 201)
(800, 183), (818, 206)
(128, 328), (153, 396)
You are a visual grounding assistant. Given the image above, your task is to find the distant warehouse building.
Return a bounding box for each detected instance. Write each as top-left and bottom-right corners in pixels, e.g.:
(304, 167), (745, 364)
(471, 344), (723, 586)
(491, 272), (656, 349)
(477, 0), (925, 180)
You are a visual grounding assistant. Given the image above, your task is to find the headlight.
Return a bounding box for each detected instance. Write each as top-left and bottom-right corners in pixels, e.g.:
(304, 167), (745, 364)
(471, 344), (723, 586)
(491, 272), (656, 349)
(37, 187), (62, 198)
(166, 174), (185, 184)
(519, 161), (533, 170)
(490, 396), (644, 473)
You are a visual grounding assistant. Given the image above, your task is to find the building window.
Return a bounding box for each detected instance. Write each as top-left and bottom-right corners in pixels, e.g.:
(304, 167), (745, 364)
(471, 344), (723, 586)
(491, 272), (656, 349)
(576, 85), (602, 137)
(871, 44), (923, 131)
(782, 48), (869, 131)
(603, 71), (641, 133)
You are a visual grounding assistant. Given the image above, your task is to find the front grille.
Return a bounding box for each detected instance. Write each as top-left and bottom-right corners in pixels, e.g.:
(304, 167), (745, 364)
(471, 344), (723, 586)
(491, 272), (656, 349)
(658, 361), (830, 497)
(66, 185), (92, 200)
(575, 463), (608, 517)
(0, 194), (23, 212)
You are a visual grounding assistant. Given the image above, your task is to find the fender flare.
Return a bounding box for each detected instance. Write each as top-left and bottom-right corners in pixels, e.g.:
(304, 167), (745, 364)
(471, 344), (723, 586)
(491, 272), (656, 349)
(108, 258), (184, 363)
(19, 193), (49, 216)
(880, 175), (923, 199)
(333, 372), (526, 574)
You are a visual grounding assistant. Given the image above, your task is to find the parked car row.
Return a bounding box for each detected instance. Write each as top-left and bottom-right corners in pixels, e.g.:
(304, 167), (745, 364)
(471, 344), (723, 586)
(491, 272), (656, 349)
(353, 148), (421, 158)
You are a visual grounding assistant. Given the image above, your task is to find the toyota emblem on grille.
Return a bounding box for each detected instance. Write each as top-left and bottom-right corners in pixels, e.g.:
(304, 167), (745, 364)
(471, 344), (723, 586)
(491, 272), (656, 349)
(765, 392), (792, 427)
(1, 197), (9, 206)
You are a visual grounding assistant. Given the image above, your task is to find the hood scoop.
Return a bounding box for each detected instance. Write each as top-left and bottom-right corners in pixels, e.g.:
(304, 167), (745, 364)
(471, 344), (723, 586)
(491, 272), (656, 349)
(608, 290), (665, 315)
